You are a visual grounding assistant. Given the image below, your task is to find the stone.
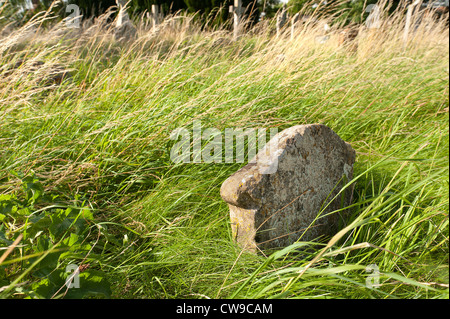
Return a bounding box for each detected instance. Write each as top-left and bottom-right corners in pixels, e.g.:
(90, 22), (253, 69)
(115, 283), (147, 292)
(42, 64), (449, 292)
(338, 27), (359, 53)
(276, 4), (288, 38)
(114, 1), (137, 41)
(220, 124), (356, 251)
(365, 4), (382, 30)
(114, 21), (137, 41)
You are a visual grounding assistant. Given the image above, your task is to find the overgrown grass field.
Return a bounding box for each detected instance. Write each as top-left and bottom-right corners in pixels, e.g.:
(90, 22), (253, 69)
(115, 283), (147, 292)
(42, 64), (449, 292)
(0, 5), (448, 298)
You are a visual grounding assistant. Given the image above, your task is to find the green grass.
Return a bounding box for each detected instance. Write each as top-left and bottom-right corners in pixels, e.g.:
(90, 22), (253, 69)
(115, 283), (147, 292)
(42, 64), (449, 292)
(0, 6), (448, 299)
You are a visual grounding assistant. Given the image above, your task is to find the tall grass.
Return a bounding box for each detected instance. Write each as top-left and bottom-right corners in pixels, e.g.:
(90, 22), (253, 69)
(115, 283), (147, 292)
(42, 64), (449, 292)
(0, 0), (448, 298)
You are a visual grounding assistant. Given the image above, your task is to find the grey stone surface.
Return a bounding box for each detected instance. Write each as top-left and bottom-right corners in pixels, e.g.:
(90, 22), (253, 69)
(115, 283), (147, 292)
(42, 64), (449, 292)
(114, 21), (137, 41)
(220, 124), (356, 251)
(114, 1), (137, 41)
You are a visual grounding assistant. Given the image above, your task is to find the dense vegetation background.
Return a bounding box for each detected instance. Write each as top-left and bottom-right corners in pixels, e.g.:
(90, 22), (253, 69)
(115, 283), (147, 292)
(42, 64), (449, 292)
(7, 0), (404, 23)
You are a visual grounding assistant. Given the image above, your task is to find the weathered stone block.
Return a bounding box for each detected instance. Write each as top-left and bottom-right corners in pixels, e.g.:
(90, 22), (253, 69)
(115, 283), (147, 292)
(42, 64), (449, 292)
(338, 27), (359, 53)
(220, 124), (356, 251)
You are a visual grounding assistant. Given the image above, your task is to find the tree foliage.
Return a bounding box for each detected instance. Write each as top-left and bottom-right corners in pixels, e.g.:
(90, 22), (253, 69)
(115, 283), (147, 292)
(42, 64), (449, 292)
(4, 0), (413, 25)
(286, 0), (406, 24)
